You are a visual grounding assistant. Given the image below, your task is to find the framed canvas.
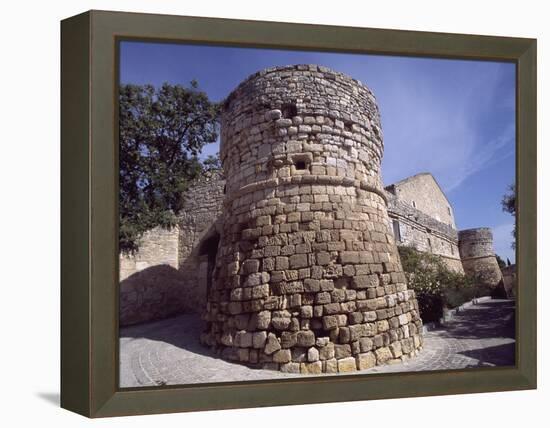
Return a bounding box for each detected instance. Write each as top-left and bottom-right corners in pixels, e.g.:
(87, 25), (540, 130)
(60, 10), (537, 417)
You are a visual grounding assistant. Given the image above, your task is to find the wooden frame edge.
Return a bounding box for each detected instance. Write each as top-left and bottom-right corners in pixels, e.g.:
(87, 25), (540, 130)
(515, 39), (537, 389)
(60, 10), (92, 417)
(60, 10), (537, 418)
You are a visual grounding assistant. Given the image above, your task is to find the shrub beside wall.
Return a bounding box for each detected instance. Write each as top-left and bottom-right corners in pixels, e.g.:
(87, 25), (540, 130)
(397, 246), (494, 323)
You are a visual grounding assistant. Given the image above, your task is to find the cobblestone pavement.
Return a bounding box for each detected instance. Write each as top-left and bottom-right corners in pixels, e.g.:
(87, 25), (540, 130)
(119, 299), (515, 387)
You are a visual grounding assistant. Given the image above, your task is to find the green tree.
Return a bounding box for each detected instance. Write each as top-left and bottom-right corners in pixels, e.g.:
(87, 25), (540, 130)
(202, 154), (222, 172)
(119, 82), (220, 253)
(501, 184), (516, 249)
(398, 246), (480, 322)
(495, 254), (507, 269)
(398, 246), (446, 322)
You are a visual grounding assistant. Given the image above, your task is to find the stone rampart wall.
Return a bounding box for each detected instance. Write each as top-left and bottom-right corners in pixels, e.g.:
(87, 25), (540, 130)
(118, 171), (225, 326)
(178, 171), (226, 313)
(119, 227), (182, 325)
(386, 193), (463, 273)
(386, 173), (456, 227)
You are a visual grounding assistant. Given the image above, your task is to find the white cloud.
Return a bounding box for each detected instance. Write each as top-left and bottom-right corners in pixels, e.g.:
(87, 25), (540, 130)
(444, 122), (515, 192)
(380, 61), (514, 193)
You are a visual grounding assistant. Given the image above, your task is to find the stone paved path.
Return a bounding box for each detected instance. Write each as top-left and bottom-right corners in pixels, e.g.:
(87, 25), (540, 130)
(119, 298), (515, 387)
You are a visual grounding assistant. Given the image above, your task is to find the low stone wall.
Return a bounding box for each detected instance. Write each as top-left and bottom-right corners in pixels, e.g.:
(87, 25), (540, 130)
(119, 226), (184, 325)
(118, 171), (226, 326)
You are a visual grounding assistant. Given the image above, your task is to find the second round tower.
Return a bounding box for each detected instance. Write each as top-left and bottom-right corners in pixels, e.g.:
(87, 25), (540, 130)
(458, 228), (503, 288)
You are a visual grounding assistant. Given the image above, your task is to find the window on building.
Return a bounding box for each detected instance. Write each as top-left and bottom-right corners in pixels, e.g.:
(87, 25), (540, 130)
(412, 200), (416, 208)
(392, 220), (401, 243)
(447, 206), (452, 215)
(427, 237), (432, 249)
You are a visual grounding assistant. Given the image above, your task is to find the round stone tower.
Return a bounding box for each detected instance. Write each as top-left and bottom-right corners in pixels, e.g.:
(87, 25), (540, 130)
(201, 64), (423, 374)
(458, 228), (503, 288)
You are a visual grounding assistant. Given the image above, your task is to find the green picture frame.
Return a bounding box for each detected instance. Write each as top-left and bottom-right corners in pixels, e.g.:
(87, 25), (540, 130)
(60, 10), (537, 417)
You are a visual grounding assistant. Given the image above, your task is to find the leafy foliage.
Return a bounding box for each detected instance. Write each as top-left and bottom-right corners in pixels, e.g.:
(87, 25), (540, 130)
(398, 246), (490, 322)
(119, 82), (220, 253)
(501, 184), (516, 250)
(202, 154), (222, 172)
(495, 254), (507, 269)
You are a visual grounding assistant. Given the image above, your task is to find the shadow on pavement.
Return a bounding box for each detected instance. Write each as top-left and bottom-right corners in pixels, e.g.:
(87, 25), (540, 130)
(436, 299), (516, 341)
(119, 300), (516, 367)
(120, 313), (215, 358)
(459, 342), (516, 367)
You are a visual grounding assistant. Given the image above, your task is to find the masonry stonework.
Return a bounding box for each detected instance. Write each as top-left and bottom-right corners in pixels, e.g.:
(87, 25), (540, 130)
(120, 226), (182, 325)
(119, 171), (225, 326)
(458, 228), (503, 288)
(199, 65), (423, 373)
(386, 194), (463, 273)
(118, 65), (505, 342)
(386, 173), (456, 227)
(178, 170), (225, 313)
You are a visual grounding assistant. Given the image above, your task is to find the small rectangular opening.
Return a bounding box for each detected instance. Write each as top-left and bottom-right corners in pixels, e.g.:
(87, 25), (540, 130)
(295, 160), (307, 170)
(282, 103), (297, 119)
(290, 153), (312, 174)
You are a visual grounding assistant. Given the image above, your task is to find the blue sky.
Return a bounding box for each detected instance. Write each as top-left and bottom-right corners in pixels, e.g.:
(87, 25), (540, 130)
(120, 41), (516, 262)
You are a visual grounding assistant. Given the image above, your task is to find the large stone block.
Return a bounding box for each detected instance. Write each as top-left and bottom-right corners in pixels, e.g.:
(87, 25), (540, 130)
(375, 347), (393, 365)
(264, 333), (281, 355)
(356, 352), (376, 370)
(296, 330), (316, 347)
(301, 361), (323, 374)
(337, 357), (357, 373)
(273, 349), (292, 363)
